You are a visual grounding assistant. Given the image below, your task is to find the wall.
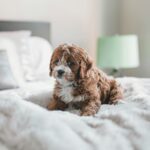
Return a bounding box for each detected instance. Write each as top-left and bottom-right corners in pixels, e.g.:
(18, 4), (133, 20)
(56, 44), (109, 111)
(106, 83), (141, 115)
(0, 0), (98, 59)
(0, 0), (149, 77)
(120, 0), (150, 77)
(99, 0), (121, 36)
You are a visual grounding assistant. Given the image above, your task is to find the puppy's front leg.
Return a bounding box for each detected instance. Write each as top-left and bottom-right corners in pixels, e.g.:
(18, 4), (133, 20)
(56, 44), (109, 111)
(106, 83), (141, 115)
(47, 95), (68, 111)
(81, 99), (101, 116)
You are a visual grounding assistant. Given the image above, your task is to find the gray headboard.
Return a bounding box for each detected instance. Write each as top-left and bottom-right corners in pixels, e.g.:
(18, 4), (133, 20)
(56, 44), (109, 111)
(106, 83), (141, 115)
(0, 20), (50, 41)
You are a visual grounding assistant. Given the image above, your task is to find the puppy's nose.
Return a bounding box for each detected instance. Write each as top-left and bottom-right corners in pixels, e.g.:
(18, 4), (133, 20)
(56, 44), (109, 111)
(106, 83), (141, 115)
(57, 70), (65, 76)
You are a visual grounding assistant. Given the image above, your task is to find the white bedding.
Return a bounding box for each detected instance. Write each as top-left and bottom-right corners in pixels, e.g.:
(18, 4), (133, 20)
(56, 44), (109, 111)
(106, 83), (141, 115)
(0, 77), (149, 150)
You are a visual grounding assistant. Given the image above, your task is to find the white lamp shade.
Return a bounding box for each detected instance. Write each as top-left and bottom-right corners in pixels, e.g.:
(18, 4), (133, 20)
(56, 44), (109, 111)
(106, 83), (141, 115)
(97, 35), (139, 69)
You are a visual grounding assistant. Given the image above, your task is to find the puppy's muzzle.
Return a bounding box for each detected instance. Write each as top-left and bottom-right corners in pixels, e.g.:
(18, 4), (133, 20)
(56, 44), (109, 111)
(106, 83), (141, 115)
(57, 69), (65, 78)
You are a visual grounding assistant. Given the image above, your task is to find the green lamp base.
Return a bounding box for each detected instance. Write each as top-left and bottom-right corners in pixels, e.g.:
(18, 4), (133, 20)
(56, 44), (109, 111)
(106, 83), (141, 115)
(110, 69), (122, 77)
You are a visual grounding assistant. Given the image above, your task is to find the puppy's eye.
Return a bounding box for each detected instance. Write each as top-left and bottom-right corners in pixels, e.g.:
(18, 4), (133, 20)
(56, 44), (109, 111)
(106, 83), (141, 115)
(54, 59), (59, 65)
(67, 61), (75, 67)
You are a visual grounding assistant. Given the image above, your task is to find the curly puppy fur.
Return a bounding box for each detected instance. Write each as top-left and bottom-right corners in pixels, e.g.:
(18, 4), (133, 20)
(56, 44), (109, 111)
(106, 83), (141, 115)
(47, 44), (123, 116)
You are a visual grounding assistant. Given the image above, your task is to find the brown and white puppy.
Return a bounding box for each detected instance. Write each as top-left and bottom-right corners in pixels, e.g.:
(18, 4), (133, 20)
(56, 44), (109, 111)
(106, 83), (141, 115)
(47, 44), (123, 116)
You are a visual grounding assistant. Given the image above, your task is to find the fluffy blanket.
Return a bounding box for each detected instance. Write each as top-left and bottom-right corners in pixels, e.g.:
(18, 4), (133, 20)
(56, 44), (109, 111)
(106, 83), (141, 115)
(0, 77), (149, 150)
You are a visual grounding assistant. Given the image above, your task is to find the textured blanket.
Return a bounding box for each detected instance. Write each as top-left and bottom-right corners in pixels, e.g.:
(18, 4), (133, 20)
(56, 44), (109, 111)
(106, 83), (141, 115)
(0, 77), (149, 150)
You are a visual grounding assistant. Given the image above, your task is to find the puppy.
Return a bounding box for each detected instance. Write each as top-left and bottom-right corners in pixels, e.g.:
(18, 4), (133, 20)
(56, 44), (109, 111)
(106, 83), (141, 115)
(47, 44), (123, 116)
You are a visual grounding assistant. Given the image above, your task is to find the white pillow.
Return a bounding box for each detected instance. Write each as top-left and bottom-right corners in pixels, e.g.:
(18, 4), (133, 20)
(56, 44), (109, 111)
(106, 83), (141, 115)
(0, 31), (32, 66)
(0, 49), (18, 90)
(0, 31), (31, 81)
(0, 31), (31, 38)
(24, 36), (53, 81)
(0, 31), (52, 81)
(0, 38), (25, 87)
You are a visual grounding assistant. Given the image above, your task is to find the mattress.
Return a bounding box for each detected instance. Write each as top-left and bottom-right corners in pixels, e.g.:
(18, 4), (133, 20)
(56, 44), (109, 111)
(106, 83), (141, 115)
(0, 77), (149, 150)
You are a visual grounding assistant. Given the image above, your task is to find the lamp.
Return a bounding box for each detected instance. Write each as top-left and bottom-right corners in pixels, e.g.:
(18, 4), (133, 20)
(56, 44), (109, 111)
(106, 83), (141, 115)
(97, 35), (139, 75)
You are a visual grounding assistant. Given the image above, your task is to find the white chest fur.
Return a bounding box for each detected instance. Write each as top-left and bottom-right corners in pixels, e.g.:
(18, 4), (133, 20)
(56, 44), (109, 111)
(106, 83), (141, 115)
(59, 86), (85, 104)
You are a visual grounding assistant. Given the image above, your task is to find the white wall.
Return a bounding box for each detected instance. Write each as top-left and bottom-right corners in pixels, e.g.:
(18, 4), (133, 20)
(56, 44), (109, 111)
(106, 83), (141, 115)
(120, 0), (150, 77)
(0, 0), (99, 59)
(99, 0), (121, 36)
(0, 0), (149, 77)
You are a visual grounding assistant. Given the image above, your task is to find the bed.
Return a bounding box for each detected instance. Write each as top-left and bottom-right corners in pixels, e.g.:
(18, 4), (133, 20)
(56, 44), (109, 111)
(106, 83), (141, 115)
(0, 21), (150, 150)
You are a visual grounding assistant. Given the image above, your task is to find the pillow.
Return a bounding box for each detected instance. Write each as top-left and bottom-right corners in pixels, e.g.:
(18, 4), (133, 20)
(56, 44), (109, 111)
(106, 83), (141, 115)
(24, 36), (53, 81)
(0, 38), (25, 87)
(0, 50), (18, 90)
(0, 31), (31, 81)
(0, 30), (31, 67)
(0, 30), (31, 38)
(0, 32), (52, 81)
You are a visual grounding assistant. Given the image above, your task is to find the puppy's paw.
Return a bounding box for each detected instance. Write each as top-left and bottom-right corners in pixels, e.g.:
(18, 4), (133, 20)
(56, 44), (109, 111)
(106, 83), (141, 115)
(47, 103), (55, 110)
(80, 111), (95, 116)
(47, 99), (58, 110)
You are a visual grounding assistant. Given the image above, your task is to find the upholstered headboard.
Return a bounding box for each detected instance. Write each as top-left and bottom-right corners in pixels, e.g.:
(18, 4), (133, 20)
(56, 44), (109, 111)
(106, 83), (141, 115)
(0, 20), (50, 41)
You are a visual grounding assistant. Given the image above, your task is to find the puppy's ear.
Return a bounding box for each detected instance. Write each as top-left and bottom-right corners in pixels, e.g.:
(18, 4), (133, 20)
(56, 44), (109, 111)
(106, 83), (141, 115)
(78, 61), (86, 79)
(49, 56), (53, 76)
(86, 56), (93, 71)
(78, 56), (93, 79)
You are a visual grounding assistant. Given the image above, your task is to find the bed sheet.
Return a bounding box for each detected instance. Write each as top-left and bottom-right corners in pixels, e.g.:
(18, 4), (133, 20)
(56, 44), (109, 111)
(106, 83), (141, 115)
(0, 77), (149, 150)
